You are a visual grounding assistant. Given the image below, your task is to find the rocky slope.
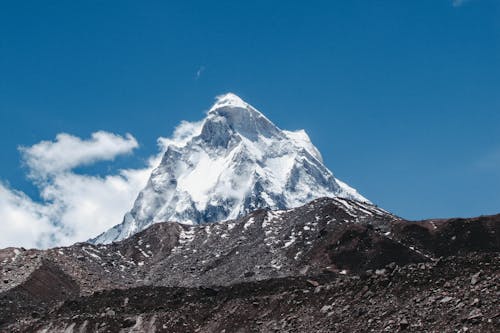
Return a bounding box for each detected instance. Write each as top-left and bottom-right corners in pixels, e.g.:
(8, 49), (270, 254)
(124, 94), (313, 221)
(92, 93), (367, 244)
(9, 254), (500, 333)
(1, 198), (499, 332)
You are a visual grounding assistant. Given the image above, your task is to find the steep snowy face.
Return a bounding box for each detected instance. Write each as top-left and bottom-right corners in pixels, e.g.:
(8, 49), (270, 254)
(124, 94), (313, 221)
(92, 93), (368, 244)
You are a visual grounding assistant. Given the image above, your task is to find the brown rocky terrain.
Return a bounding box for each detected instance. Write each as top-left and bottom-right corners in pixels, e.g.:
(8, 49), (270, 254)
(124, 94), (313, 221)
(0, 197), (498, 332)
(10, 253), (500, 333)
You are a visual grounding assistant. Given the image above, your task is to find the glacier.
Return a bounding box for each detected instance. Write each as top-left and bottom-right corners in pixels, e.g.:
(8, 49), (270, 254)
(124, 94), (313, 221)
(91, 93), (368, 244)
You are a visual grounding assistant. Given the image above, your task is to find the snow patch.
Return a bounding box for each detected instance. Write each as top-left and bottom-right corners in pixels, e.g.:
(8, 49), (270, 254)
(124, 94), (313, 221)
(82, 248), (101, 260)
(243, 217), (255, 230)
(283, 234), (296, 248)
(178, 228), (195, 245)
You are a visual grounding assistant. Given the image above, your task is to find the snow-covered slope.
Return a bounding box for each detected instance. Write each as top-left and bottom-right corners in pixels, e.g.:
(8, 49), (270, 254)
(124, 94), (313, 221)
(92, 93), (368, 244)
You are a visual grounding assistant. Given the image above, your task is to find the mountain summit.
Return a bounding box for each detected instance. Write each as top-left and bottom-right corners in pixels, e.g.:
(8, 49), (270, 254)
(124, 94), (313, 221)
(92, 93), (368, 243)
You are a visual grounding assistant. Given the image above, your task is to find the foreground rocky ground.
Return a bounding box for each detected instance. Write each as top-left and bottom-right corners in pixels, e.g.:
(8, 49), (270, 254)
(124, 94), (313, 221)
(4, 253), (499, 332)
(0, 198), (498, 332)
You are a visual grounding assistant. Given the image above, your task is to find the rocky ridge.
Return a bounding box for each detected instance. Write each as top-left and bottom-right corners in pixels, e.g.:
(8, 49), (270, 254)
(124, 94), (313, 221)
(0, 197), (499, 332)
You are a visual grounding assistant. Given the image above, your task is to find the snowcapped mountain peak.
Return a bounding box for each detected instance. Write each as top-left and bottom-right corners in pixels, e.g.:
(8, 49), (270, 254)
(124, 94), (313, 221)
(209, 92), (249, 112)
(205, 93), (280, 143)
(91, 94), (369, 244)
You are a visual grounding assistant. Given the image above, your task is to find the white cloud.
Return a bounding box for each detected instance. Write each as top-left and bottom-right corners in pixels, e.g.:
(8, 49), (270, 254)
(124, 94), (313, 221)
(195, 66), (205, 80)
(19, 131), (138, 178)
(0, 131), (165, 249)
(0, 183), (55, 248)
(157, 120), (204, 150)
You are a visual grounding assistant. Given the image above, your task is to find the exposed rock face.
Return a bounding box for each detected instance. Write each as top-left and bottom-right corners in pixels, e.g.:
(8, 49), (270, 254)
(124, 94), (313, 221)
(2, 198), (395, 297)
(92, 93), (367, 244)
(1, 198), (499, 332)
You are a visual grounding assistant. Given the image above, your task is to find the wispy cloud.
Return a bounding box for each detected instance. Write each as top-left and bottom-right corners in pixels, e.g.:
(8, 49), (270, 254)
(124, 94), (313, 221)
(19, 131), (138, 179)
(195, 66), (205, 80)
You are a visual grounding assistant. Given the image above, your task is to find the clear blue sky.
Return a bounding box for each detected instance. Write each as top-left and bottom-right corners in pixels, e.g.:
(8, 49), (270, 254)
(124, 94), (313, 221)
(1, 0), (499, 220)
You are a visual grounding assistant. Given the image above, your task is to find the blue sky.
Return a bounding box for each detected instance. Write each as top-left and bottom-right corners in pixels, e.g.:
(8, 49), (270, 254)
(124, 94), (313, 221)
(0, 1), (499, 246)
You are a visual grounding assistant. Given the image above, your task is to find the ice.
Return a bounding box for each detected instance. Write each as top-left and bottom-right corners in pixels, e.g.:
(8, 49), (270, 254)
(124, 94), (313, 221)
(177, 150), (229, 209)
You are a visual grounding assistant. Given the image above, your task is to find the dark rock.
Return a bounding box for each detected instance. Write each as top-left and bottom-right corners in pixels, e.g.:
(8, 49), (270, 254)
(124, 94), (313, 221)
(466, 308), (483, 322)
(307, 279), (320, 287)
